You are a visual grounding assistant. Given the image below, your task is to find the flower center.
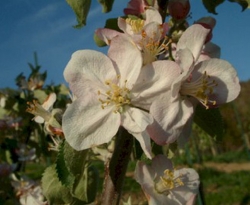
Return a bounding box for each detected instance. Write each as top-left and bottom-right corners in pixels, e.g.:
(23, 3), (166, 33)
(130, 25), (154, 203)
(98, 76), (131, 113)
(155, 169), (184, 195)
(126, 18), (145, 33)
(180, 71), (218, 109)
(140, 28), (171, 65)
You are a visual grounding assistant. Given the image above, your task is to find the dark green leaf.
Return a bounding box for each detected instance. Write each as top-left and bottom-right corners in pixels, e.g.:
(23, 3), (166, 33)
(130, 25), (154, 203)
(64, 141), (88, 176)
(56, 141), (75, 187)
(98, 0), (114, 13)
(202, 0), (225, 14)
(194, 105), (224, 139)
(71, 165), (99, 202)
(228, 0), (249, 11)
(66, 0), (91, 28)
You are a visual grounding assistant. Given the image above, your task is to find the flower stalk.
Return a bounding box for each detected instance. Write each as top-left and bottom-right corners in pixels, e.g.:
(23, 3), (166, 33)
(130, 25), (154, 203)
(101, 127), (133, 205)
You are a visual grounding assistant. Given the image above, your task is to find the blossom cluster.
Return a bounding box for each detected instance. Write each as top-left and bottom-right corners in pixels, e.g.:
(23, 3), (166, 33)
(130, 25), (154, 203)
(60, 0), (240, 203)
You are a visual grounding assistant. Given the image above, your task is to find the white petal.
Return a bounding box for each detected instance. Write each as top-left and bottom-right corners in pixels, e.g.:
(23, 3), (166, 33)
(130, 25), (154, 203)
(132, 131), (153, 159)
(64, 50), (116, 86)
(62, 99), (120, 150)
(194, 59), (240, 105)
(95, 28), (121, 45)
(177, 24), (210, 61)
(108, 35), (142, 88)
(149, 94), (194, 144)
(121, 107), (153, 133)
(145, 7), (162, 24)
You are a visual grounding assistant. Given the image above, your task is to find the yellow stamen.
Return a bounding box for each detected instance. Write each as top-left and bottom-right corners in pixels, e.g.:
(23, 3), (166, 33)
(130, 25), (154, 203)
(125, 18), (145, 33)
(98, 76), (131, 113)
(181, 71), (218, 109)
(155, 169), (184, 195)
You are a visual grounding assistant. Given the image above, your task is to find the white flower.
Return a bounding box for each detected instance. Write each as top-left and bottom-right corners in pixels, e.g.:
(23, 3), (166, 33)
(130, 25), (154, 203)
(135, 155), (200, 205)
(62, 35), (176, 158)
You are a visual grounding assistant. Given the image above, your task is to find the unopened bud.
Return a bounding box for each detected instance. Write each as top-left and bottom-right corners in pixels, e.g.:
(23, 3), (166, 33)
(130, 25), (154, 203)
(168, 0), (190, 20)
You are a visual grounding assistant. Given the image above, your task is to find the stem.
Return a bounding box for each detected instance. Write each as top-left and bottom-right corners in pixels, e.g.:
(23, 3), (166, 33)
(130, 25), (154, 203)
(101, 127), (133, 205)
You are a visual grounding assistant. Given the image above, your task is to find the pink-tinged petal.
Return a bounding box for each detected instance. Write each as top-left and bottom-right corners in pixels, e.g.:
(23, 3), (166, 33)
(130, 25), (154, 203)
(121, 107), (153, 133)
(117, 18), (135, 35)
(62, 99), (120, 150)
(132, 60), (181, 106)
(151, 155), (173, 175)
(64, 50), (116, 86)
(135, 155), (199, 205)
(145, 7), (162, 24)
(108, 35), (142, 88)
(95, 28), (121, 45)
(124, 0), (148, 16)
(193, 59), (240, 106)
(177, 24), (210, 61)
(171, 168), (200, 204)
(149, 94), (193, 145)
(132, 131), (153, 159)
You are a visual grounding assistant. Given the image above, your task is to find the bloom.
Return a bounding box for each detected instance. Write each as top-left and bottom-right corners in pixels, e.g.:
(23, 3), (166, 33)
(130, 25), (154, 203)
(149, 24), (241, 144)
(135, 155), (200, 205)
(26, 93), (63, 136)
(62, 35), (179, 158)
(96, 7), (169, 65)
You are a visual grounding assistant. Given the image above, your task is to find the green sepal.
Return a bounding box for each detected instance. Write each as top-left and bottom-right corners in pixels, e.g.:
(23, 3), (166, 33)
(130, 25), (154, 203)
(98, 0), (114, 13)
(55, 140), (75, 188)
(193, 105), (224, 140)
(202, 0), (225, 14)
(93, 33), (107, 47)
(228, 0), (249, 11)
(66, 0), (91, 28)
(41, 165), (74, 204)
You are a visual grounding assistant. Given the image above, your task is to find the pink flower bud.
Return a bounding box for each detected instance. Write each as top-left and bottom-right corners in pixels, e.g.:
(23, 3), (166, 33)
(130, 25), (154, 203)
(195, 17), (216, 43)
(168, 0), (190, 20)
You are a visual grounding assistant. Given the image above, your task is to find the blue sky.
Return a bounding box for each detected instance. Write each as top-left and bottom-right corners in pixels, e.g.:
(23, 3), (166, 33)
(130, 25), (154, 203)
(0, 0), (250, 88)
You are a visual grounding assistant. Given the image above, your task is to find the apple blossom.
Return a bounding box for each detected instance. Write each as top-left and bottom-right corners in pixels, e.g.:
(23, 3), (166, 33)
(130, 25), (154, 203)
(96, 7), (169, 65)
(149, 24), (240, 144)
(62, 35), (180, 158)
(135, 155), (199, 205)
(26, 93), (63, 136)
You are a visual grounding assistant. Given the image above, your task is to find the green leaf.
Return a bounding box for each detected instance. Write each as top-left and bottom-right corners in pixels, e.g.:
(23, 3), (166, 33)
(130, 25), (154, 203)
(98, 0), (114, 13)
(194, 105), (224, 139)
(41, 165), (73, 204)
(71, 165), (98, 202)
(66, 0), (91, 28)
(202, 0), (225, 14)
(56, 141), (75, 188)
(228, 0), (249, 11)
(63, 141), (88, 176)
